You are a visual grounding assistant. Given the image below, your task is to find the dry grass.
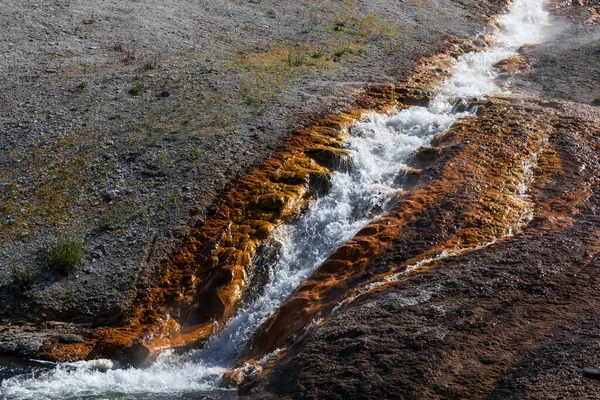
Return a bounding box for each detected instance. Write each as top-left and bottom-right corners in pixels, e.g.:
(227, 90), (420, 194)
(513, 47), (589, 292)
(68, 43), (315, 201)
(1, 130), (103, 240)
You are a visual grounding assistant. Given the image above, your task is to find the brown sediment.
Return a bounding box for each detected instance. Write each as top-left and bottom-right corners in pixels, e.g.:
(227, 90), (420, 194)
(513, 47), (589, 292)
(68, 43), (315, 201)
(406, 38), (492, 90)
(493, 55), (532, 74)
(39, 342), (97, 363)
(236, 97), (595, 373)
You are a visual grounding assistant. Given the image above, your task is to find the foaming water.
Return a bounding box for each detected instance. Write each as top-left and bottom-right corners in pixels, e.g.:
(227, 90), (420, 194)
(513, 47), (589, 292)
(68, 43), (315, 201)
(0, 356), (228, 400)
(0, 1), (549, 398)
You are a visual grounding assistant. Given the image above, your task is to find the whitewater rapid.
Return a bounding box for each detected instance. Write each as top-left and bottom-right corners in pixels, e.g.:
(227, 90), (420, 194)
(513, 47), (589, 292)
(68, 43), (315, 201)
(0, 1), (549, 398)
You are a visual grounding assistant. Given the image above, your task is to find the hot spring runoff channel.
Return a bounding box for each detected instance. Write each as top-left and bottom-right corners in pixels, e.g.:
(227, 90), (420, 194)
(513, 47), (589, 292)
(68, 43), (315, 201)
(1, 1), (549, 398)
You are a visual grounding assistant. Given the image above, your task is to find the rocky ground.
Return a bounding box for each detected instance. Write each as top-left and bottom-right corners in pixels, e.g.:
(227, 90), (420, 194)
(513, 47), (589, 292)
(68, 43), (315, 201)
(516, 0), (600, 103)
(4, 0), (600, 399)
(0, 0), (506, 328)
(240, 98), (600, 399)
(234, 1), (600, 399)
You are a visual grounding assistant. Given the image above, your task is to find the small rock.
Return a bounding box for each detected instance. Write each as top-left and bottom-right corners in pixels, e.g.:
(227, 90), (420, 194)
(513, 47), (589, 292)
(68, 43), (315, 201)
(222, 368), (246, 388)
(103, 189), (119, 202)
(0, 333), (43, 356)
(584, 367), (600, 379)
(90, 250), (103, 259)
(59, 334), (84, 344)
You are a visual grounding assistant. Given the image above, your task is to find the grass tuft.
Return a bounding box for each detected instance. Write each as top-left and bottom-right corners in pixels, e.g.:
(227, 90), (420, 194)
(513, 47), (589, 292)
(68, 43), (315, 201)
(129, 83), (143, 96)
(49, 236), (85, 273)
(98, 215), (119, 231)
(334, 48), (348, 58)
(144, 55), (159, 70)
(311, 48), (325, 59)
(84, 12), (95, 25)
(11, 265), (35, 290)
(286, 53), (305, 67)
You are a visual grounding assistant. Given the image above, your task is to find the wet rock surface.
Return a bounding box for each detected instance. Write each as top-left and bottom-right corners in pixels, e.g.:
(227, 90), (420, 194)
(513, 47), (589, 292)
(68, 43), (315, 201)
(235, 4), (600, 398)
(240, 99), (600, 400)
(240, 97), (557, 366)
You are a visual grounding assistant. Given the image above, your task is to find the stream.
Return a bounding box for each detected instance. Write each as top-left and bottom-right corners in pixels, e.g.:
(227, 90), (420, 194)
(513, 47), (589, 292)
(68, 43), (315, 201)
(0, 0), (549, 398)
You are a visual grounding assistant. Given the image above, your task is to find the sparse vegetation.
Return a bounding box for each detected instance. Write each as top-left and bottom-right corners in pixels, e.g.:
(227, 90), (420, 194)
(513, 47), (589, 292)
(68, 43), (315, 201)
(48, 236), (85, 273)
(1, 128), (100, 240)
(11, 264), (34, 290)
(593, 98), (600, 106)
(266, 9), (276, 18)
(84, 12), (95, 25)
(334, 20), (346, 31)
(311, 48), (325, 59)
(129, 83), (143, 96)
(334, 48), (348, 58)
(114, 42), (136, 64)
(98, 214), (119, 231)
(144, 56), (159, 70)
(0, 2), (402, 245)
(286, 52), (305, 67)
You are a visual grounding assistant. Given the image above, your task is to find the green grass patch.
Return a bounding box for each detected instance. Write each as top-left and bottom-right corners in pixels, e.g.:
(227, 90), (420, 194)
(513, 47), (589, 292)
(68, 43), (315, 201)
(334, 48), (348, 58)
(49, 236), (85, 273)
(311, 48), (325, 59)
(98, 214), (120, 231)
(11, 265), (34, 290)
(129, 83), (143, 96)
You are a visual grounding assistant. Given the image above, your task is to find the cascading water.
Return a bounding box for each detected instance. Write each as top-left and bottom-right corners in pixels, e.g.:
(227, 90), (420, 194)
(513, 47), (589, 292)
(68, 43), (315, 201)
(0, 1), (549, 399)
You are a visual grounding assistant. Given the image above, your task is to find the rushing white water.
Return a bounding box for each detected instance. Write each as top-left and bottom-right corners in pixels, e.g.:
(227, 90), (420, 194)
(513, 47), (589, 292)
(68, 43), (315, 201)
(0, 1), (549, 399)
